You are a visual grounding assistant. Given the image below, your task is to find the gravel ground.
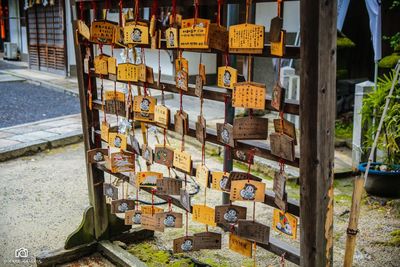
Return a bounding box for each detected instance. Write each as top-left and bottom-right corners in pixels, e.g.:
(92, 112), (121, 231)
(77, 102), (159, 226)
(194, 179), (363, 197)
(0, 81), (80, 128)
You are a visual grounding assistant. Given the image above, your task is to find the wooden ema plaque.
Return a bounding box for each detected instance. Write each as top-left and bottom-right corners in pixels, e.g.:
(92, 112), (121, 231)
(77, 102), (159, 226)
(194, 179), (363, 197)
(94, 54), (109, 75)
(270, 30), (286, 57)
(233, 117), (268, 140)
(195, 75), (203, 97)
(154, 145), (174, 167)
(141, 213), (164, 232)
(141, 206), (163, 215)
(173, 236), (198, 253)
(215, 204), (247, 225)
(104, 91), (125, 117)
(110, 151), (135, 173)
(108, 133), (127, 150)
(195, 164), (209, 188)
(273, 118), (297, 145)
(233, 149), (254, 164)
(269, 132), (296, 162)
(230, 180), (266, 202)
(181, 18), (210, 28)
(272, 209), (298, 240)
(166, 27), (179, 48)
(237, 220), (270, 244)
(225, 172), (262, 191)
(175, 58), (188, 91)
(108, 57), (117, 75)
(125, 210), (142, 225)
(229, 233), (252, 257)
(123, 24), (149, 45)
(141, 144), (153, 164)
(229, 23), (264, 54)
(180, 189), (191, 212)
(179, 26), (209, 49)
(156, 211), (183, 228)
(156, 178), (182, 195)
(90, 20), (117, 44)
(103, 183), (118, 200)
(232, 82), (266, 110)
(133, 95), (156, 122)
(211, 171), (230, 192)
(117, 63), (138, 82)
(208, 24), (229, 52)
(194, 232), (222, 250)
(192, 205), (217, 226)
(77, 20), (90, 40)
(154, 105), (170, 128)
(174, 111), (189, 135)
(146, 66), (154, 84)
(101, 121), (109, 141)
(111, 199), (135, 214)
(87, 148), (108, 164)
(217, 66), (237, 90)
(273, 171), (288, 211)
(271, 83), (286, 111)
(173, 149), (192, 173)
(195, 115), (206, 144)
(216, 123), (234, 147)
(136, 171), (163, 188)
(113, 26), (125, 47)
(269, 16), (283, 42)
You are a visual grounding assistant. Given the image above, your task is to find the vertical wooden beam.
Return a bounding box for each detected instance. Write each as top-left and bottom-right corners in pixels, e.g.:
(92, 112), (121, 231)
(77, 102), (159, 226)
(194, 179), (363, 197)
(299, 0), (337, 266)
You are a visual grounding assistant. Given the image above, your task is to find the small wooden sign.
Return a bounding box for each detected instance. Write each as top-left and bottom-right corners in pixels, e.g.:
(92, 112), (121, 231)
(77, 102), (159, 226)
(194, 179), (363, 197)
(217, 66), (237, 90)
(77, 20), (90, 40)
(94, 54), (109, 75)
(124, 24), (149, 45)
(233, 149), (254, 164)
(125, 210), (142, 225)
(113, 26), (125, 47)
(229, 233), (252, 257)
(130, 135), (141, 155)
(103, 183), (118, 200)
(111, 199), (135, 214)
(194, 232), (222, 250)
(179, 26), (209, 49)
(175, 58), (189, 91)
(133, 95), (156, 122)
(146, 66), (154, 84)
(137, 64), (147, 82)
(90, 20), (117, 44)
(195, 75), (203, 97)
(141, 213), (164, 232)
(195, 115), (206, 144)
(272, 209), (298, 239)
(195, 164), (209, 187)
(156, 178), (182, 195)
(136, 172), (163, 188)
(180, 189), (191, 212)
(166, 27), (179, 48)
(216, 123), (235, 147)
(104, 91), (126, 116)
(192, 205), (217, 226)
(271, 83), (286, 111)
(229, 23), (264, 54)
(174, 111), (189, 135)
(215, 204), (247, 225)
(173, 236), (197, 253)
(273, 118), (297, 145)
(232, 82), (266, 110)
(154, 105), (170, 128)
(230, 180), (266, 202)
(211, 171), (230, 192)
(237, 220), (270, 244)
(233, 117), (268, 140)
(104, 90), (125, 102)
(141, 205), (164, 215)
(108, 133), (127, 150)
(87, 148), (108, 163)
(154, 145), (174, 167)
(273, 171), (288, 211)
(141, 144), (153, 164)
(269, 16), (283, 42)
(225, 172), (262, 191)
(110, 151), (135, 173)
(208, 23), (229, 52)
(108, 57), (117, 75)
(155, 211), (183, 228)
(269, 133), (296, 162)
(173, 149), (192, 173)
(270, 30), (286, 57)
(117, 63), (138, 82)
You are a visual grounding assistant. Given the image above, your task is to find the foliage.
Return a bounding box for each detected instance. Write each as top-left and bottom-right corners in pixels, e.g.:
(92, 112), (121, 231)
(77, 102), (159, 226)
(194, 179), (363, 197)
(379, 53), (400, 68)
(383, 32), (400, 51)
(337, 36), (356, 48)
(361, 70), (400, 166)
(335, 120), (353, 139)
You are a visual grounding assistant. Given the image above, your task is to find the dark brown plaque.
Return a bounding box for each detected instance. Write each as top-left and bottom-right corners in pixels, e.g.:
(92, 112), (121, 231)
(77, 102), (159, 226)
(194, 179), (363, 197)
(103, 183), (118, 200)
(173, 236), (198, 253)
(269, 16), (283, 42)
(105, 100), (126, 117)
(215, 204), (247, 226)
(180, 188), (191, 212)
(233, 117), (268, 140)
(237, 220), (270, 244)
(233, 149), (254, 164)
(87, 148), (108, 163)
(111, 199), (135, 214)
(195, 75), (203, 97)
(225, 171), (262, 191)
(273, 171), (288, 211)
(273, 118), (297, 145)
(174, 111), (189, 135)
(156, 178), (182, 195)
(194, 232), (222, 250)
(125, 210), (142, 225)
(156, 211), (183, 228)
(271, 83), (286, 112)
(195, 115), (206, 144)
(269, 133), (296, 162)
(216, 123), (234, 147)
(141, 213), (164, 232)
(154, 145), (174, 167)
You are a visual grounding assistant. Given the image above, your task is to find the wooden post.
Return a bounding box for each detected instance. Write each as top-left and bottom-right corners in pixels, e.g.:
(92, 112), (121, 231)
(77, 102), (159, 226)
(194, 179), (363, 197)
(343, 177), (364, 267)
(300, 0), (337, 266)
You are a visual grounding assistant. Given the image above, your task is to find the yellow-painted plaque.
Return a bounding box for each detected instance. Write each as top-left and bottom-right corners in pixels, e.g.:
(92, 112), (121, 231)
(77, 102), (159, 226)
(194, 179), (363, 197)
(199, 64), (206, 83)
(137, 64), (147, 82)
(101, 121), (110, 141)
(104, 91), (125, 102)
(272, 209), (298, 240)
(173, 150), (192, 173)
(195, 164), (209, 187)
(175, 58), (189, 91)
(217, 66), (237, 89)
(179, 26), (209, 49)
(113, 26), (125, 47)
(229, 23), (264, 53)
(192, 205), (217, 226)
(166, 27), (179, 48)
(124, 24), (149, 45)
(232, 82), (266, 110)
(211, 171), (230, 191)
(270, 30), (285, 57)
(133, 95), (156, 122)
(141, 205), (164, 215)
(108, 133), (127, 150)
(229, 233), (252, 257)
(94, 54), (109, 75)
(77, 20), (90, 40)
(108, 57), (117, 75)
(181, 18), (210, 29)
(110, 151), (135, 173)
(117, 63), (138, 82)
(169, 14), (182, 26)
(154, 105), (170, 127)
(90, 20), (117, 44)
(136, 171), (163, 188)
(230, 180), (265, 202)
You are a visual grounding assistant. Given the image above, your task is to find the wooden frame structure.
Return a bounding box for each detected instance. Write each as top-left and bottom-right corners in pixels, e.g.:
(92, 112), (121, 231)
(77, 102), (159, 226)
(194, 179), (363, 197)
(36, 0), (336, 266)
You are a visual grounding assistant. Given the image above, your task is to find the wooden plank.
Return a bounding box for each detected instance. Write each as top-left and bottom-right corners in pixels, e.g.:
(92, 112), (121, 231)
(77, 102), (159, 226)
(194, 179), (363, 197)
(299, 0), (337, 266)
(98, 240), (147, 267)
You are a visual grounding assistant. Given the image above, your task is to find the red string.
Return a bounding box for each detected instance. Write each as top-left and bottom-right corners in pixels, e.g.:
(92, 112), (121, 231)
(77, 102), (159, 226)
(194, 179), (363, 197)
(194, 0), (199, 21)
(179, 90), (183, 114)
(79, 2), (84, 21)
(134, 0), (139, 23)
(168, 197), (172, 212)
(224, 52), (230, 67)
(151, 188), (156, 215)
(246, 149), (256, 182)
(87, 68), (92, 110)
(91, 1), (97, 22)
(136, 188), (139, 211)
(119, 0), (123, 27)
(163, 128), (166, 147)
(217, 0), (223, 25)
(151, 0), (158, 17)
(172, 0), (177, 21)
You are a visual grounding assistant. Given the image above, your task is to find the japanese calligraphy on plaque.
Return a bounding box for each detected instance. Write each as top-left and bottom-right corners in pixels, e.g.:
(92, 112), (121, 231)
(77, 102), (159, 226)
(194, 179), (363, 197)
(272, 209), (298, 240)
(179, 26), (209, 49)
(77, 20), (90, 40)
(156, 178), (182, 195)
(108, 57), (117, 75)
(154, 145), (174, 167)
(217, 66), (237, 90)
(195, 164), (209, 187)
(273, 171), (288, 211)
(136, 171), (163, 188)
(90, 20), (117, 44)
(215, 204), (247, 226)
(173, 150), (192, 173)
(269, 132), (296, 162)
(141, 205), (163, 215)
(216, 123), (234, 147)
(230, 180), (265, 202)
(157, 211), (183, 228)
(232, 82), (266, 110)
(125, 210), (142, 225)
(271, 83), (286, 111)
(273, 118), (297, 145)
(104, 91), (125, 116)
(110, 151), (135, 173)
(141, 213), (164, 232)
(229, 233), (252, 257)
(133, 95), (156, 122)
(117, 63), (138, 82)
(237, 220), (270, 244)
(233, 117), (268, 140)
(154, 105), (170, 128)
(192, 205), (217, 226)
(211, 171), (230, 192)
(94, 54), (109, 75)
(166, 27), (179, 48)
(111, 199), (135, 214)
(87, 148), (108, 164)
(270, 30), (286, 57)
(194, 232), (222, 250)
(124, 24), (149, 45)
(229, 24), (264, 54)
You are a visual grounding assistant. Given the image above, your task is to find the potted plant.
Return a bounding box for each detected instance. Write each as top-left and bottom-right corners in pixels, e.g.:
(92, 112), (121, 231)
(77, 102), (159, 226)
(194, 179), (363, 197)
(360, 69), (400, 198)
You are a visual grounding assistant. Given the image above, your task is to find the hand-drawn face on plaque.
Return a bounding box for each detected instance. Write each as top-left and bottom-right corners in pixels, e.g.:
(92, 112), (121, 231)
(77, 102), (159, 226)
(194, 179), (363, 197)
(131, 28), (142, 42)
(164, 214), (176, 227)
(181, 238), (194, 252)
(240, 183), (257, 200)
(223, 70), (232, 87)
(224, 208), (239, 223)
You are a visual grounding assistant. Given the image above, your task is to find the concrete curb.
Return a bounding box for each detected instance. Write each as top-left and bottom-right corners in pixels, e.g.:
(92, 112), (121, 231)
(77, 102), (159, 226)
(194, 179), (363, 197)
(0, 130), (83, 162)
